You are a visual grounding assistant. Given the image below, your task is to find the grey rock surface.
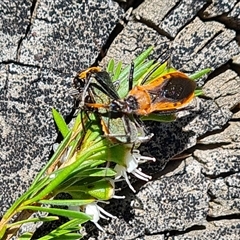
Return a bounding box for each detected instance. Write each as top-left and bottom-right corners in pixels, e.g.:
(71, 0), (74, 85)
(131, 158), (209, 234)
(168, 219), (240, 240)
(0, 64), (72, 213)
(19, 0), (123, 72)
(0, 0), (32, 62)
(203, 70), (240, 110)
(134, 0), (207, 38)
(171, 17), (239, 76)
(203, 0), (238, 18)
(101, 20), (171, 67)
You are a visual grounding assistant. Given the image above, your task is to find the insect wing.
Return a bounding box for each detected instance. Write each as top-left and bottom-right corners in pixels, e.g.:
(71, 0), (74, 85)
(125, 71), (197, 115)
(100, 113), (151, 144)
(144, 72), (196, 113)
(91, 71), (120, 101)
(148, 72), (196, 106)
(82, 71), (120, 110)
(101, 115), (135, 143)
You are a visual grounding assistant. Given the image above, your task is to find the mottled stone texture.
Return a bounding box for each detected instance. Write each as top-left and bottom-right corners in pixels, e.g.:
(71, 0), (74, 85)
(203, 0), (238, 18)
(134, 0), (207, 38)
(19, 0), (124, 72)
(102, 20), (171, 67)
(0, 64), (73, 213)
(0, 0), (32, 61)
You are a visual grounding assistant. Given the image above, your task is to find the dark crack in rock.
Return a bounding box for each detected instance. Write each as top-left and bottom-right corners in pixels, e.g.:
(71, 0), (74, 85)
(134, 0), (207, 38)
(194, 121), (240, 176)
(0, 0), (32, 61)
(167, 219), (240, 239)
(159, 0), (207, 38)
(203, 0), (238, 18)
(171, 17), (240, 79)
(1, 0), (240, 239)
(95, 158), (209, 239)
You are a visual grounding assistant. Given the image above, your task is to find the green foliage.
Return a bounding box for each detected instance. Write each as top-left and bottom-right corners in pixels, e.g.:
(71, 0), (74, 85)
(0, 47), (211, 240)
(52, 109), (70, 138)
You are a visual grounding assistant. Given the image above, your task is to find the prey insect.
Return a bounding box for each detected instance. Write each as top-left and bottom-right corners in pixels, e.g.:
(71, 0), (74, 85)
(73, 67), (152, 144)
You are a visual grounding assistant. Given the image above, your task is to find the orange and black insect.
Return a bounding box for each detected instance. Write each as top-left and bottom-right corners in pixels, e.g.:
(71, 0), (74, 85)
(84, 65), (197, 117)
(115, 70), (197, 115)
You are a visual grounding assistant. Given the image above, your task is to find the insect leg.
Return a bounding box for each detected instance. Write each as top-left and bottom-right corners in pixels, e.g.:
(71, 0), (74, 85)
(128, 62), (134, 92)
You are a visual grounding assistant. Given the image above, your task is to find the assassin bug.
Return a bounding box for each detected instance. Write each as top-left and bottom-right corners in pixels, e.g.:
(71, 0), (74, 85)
(110, 70), (197, 116)
(84, 63), (197, 117)
(73, 67), (152, 144)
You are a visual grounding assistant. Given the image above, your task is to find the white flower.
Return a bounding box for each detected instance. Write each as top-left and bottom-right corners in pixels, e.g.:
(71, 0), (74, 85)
(84, 202), (117, 232)
(114, 148), (156, 193)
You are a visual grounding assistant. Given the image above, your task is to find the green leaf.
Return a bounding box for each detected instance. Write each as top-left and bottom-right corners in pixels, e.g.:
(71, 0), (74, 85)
(40, 233), (82, 240)
(118, 46), (154, 81)
(28, 176), (53, 199)
(25, 142), (108, 204)
(60, 218), (87, 229)
(141, 113), (176, 122)
(39, 219), (85, 240)
(39, 199), (95, 206)
(113, 61), (122, 81)
(76, 179), (115, 200)
(189, 68), (212, 80)
(139, 62), (176, 85)
(194, 89), (204, 96)
(132, 60), (155, 84)
(20, 206), (91, 221)
(8, 216), (59, 228)
(67, 125), (87, 160)
(133, 46), (154, 67)
(76, 168), (116, 177)
(29, 130), (72, 190)
(107, 58), (114, 74)
(0, 225), (7, 240)
(56, 159), (107, 184)
(18, 232), (33, 240)
(72, 113), (82, 133)
(60, 168), (116, 183)
(52, 109), (70, 138)
(117, 60), (155, 98)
